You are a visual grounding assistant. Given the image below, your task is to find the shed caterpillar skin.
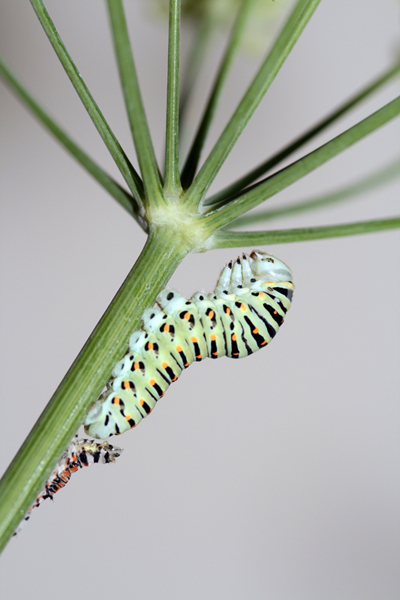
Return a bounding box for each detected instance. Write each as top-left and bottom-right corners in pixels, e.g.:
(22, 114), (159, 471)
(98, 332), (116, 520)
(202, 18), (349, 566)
(84, 250), (294, 439)
(14, 436), (122, 535)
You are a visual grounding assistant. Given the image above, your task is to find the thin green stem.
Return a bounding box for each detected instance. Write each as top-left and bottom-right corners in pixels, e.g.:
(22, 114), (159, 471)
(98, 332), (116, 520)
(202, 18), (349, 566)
(29, 0), (143, 202)
(229, 158), (400, 227)
(179, 14), (214, 131)
(107, 0), (164, 206)
(0, 56), (142, 222)
(0, 230), (188, 553)
(164, 0), (182, 196)
(183, 0), (321, 209)
(206, 60), (400, 206)
(181, 0), (255, 190)
(203, 96), (400, 232)
(212, 217), (400, 248)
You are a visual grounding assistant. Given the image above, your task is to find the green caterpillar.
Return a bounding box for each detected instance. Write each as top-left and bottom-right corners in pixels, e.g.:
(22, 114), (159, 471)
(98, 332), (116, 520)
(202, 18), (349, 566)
(84, 250), (294, 439)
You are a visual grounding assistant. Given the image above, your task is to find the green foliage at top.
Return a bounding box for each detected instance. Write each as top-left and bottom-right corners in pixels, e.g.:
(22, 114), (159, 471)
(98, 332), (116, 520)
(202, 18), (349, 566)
(0, 0), (399, 553)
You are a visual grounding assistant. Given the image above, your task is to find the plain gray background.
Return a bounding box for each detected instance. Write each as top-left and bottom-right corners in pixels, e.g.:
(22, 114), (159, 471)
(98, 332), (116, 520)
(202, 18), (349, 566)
(1, 1), (399, 598)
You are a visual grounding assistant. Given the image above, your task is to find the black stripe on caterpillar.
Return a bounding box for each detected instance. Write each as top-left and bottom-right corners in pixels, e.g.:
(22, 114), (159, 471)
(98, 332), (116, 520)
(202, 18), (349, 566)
(84, 250), (294, 439)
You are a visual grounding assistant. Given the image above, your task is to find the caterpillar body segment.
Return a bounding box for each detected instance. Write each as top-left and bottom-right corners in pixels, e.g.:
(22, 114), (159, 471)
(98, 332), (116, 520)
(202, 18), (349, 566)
(84, 251), (294, 439)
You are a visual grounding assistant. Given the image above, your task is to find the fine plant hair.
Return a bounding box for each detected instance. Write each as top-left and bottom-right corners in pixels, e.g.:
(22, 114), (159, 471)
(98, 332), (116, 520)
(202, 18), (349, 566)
(0, 0), (399, 552)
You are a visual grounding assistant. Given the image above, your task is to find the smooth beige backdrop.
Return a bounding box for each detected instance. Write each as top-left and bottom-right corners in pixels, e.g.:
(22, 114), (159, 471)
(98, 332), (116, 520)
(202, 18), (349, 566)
(1, 1), (399, 599)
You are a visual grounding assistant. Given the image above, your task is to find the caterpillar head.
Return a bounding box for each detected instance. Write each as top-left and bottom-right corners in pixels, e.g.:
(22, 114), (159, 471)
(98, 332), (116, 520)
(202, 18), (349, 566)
(250, 250), (293, 282)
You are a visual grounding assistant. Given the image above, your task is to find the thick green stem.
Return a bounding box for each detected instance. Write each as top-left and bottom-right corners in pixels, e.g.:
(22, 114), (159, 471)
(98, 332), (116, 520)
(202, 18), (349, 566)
(0, 230), (188, 553)
(212, 217), (400, 248)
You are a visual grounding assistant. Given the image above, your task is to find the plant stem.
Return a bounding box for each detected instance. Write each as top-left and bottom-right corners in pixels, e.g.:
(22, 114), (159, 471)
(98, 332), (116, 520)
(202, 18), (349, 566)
(29, 0), (143, 202)
(229, 158), (400, 227)
(203, 96), (400, 231)
(181, 0), (255, 189)
(206, 60), (400, 205)
(107, 0), (164, 206)
(0, 229), (188, 553)
(164, 0), (182, 196)
(212, 217), (400, 248)
(183, 0), (321, 208)
(0, 57), (141, 222)
(179, 13), (214, 130)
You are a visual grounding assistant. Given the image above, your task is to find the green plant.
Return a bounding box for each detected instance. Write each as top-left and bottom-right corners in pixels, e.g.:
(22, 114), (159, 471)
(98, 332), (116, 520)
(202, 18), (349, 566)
(0, 0), (399, 557)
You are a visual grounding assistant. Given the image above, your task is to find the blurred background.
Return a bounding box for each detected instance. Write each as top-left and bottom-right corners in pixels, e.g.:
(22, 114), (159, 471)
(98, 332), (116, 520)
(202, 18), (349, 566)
(0, 1), (399, 598)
